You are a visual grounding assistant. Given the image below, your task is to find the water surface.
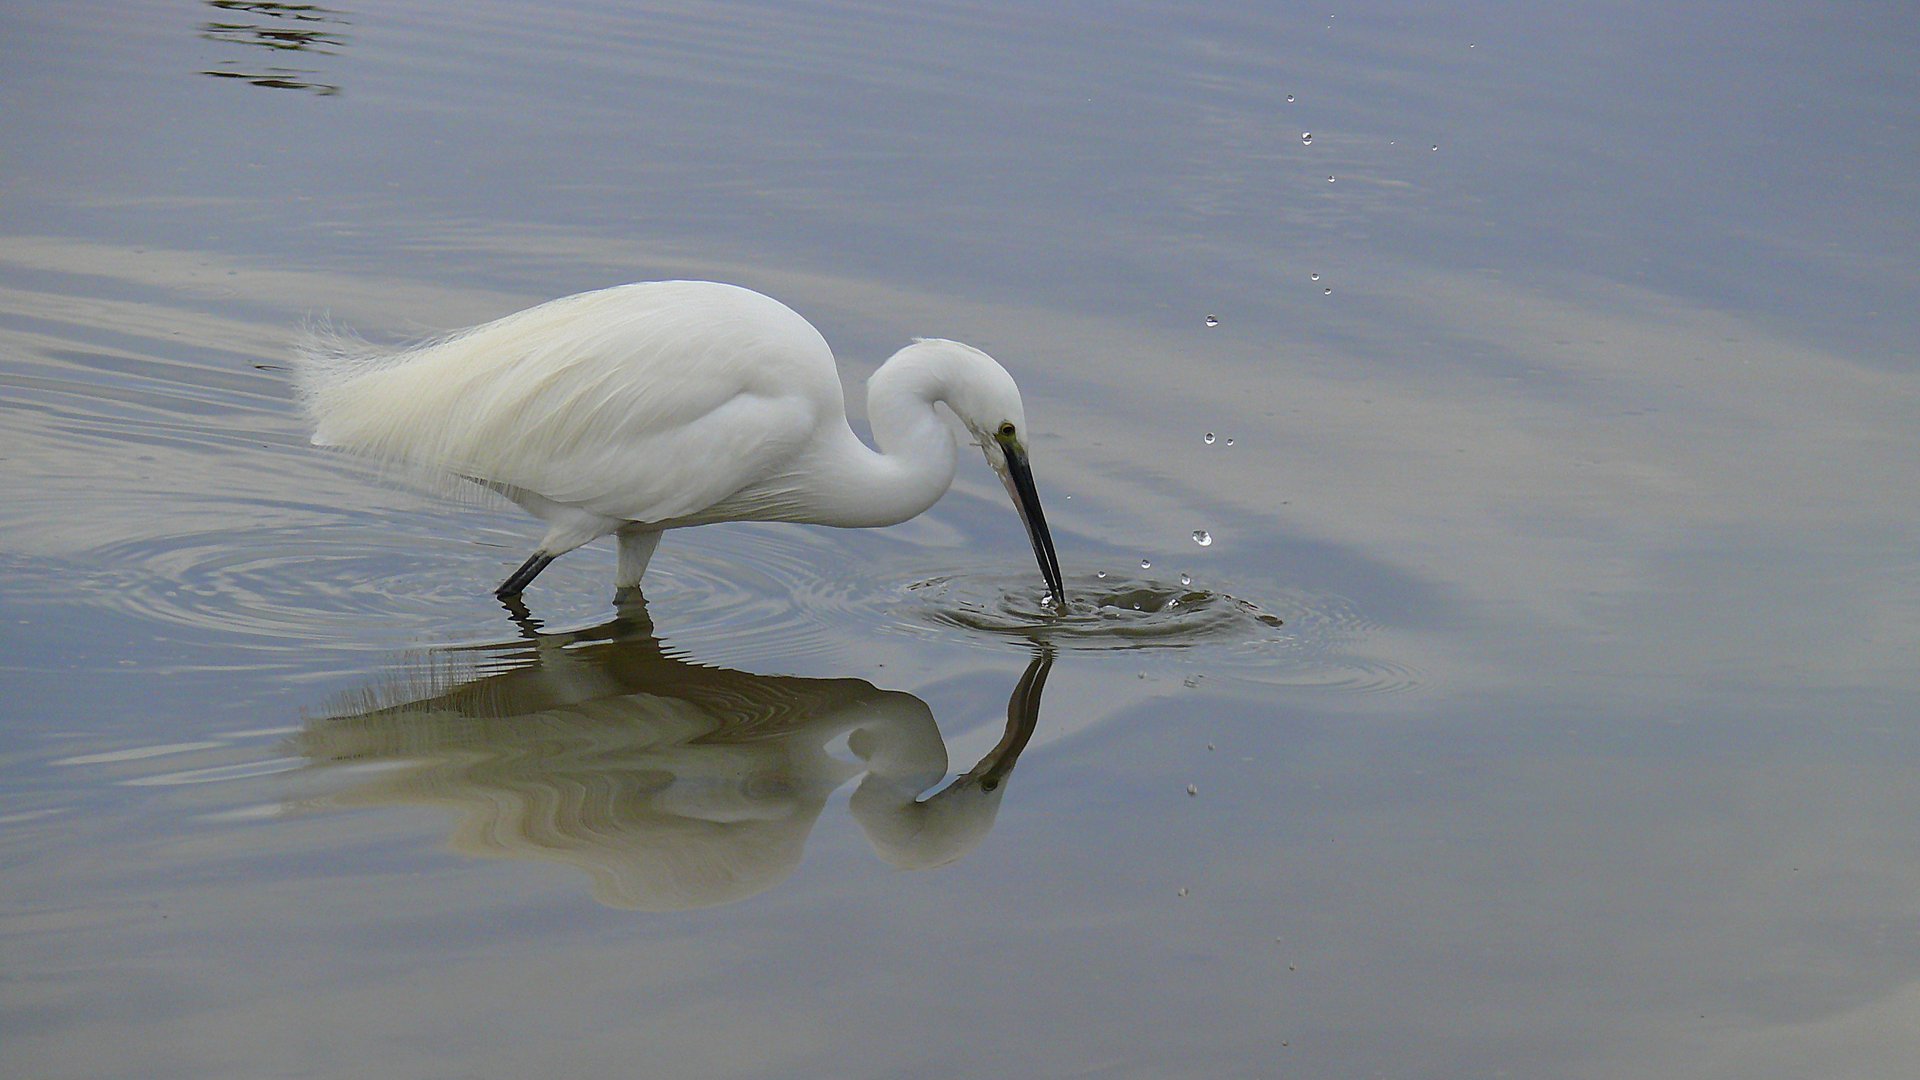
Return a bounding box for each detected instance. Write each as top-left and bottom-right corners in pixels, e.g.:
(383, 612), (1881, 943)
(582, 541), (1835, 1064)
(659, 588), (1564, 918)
(4, 3), (1919, 1078)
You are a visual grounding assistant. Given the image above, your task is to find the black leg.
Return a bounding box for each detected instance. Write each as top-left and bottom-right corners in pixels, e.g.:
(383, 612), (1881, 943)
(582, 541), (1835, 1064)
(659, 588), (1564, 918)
(496, 552), (555, 598)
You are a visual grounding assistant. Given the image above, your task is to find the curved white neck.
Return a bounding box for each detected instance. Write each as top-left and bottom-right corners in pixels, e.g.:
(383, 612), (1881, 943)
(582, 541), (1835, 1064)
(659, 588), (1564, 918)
(806, 348), (962, 528)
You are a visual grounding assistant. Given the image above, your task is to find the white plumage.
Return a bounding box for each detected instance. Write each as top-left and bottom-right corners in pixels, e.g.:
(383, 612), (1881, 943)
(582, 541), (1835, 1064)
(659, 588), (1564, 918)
(294, 280), (1063, 601)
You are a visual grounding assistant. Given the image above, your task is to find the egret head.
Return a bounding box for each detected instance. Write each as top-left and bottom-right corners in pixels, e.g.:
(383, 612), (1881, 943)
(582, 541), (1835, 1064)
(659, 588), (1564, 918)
(916, 340), (1065, 605)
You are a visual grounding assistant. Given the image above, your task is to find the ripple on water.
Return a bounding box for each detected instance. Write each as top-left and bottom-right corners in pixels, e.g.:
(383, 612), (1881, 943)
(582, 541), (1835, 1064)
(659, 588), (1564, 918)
(35, 514), (899, 666)
(637, 525), (903, 667)
(892, 571), (1422, 693)
(901, 573), (1280, 649)
(77, 519), (486, 648)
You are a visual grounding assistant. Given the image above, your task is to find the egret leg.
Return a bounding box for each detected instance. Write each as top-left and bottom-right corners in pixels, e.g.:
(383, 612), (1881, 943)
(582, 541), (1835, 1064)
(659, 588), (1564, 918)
(615, 527), (662, 589)
(498, 508), (621, 598)
(496, 552), (556, 598)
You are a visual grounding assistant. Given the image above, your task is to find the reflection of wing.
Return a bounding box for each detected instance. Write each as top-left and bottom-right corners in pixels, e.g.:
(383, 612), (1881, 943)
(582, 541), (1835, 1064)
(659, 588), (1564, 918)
(308, 697), (829, 910)
(294, 601), (1050, 910)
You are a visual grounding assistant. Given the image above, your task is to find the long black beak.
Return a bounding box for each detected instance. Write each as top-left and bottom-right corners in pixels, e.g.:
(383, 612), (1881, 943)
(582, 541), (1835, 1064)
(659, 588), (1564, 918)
(1000, 443), (1065, 604)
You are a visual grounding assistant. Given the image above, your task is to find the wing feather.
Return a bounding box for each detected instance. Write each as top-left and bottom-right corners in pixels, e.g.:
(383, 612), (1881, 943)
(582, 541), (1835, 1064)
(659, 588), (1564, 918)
(297, 281), (843, 525)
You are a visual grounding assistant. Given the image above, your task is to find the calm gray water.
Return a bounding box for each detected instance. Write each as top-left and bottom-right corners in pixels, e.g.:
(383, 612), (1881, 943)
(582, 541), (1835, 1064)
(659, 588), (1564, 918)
(4, 3), (1918, 1077)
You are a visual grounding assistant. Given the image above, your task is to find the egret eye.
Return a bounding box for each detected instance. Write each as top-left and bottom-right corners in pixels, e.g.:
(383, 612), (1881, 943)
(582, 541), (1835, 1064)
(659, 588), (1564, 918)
(998, 422), (1016, 438)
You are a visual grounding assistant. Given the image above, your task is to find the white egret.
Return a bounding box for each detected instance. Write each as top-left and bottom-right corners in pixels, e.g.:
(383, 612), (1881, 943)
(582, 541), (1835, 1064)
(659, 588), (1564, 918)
(294, 280), (1063, 601)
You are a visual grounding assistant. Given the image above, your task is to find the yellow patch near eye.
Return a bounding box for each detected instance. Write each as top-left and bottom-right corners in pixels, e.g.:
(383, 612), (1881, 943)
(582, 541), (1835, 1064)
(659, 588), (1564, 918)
(997, 422), (1016, 437)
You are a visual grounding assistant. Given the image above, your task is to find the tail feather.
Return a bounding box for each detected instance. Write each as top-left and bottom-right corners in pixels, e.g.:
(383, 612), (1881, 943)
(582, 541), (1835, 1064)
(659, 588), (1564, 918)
(288, 316), (518, 508)
(292, 318), (474, 451)
(292, 317), (390, 447)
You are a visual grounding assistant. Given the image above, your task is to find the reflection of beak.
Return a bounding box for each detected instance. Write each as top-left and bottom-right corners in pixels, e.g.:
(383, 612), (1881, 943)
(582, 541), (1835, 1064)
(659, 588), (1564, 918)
(999, 441), (1065, 603)
(973, 646), (1052, 791)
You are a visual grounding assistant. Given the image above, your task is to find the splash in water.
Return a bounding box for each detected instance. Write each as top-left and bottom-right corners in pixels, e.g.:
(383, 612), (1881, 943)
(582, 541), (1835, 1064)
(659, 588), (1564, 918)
(900, 572), (1284, 650)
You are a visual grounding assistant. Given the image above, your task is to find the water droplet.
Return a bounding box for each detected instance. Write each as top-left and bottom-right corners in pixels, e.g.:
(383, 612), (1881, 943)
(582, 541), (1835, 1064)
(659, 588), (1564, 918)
(1186, 784), (1198, 797)
(1192, 530), (1213, 547)
(1300, 131), (1312, 144)
(1327, 174), (1336, 183)
(1203, 432), (1216, 445)
(1430, 144), (1439, 151)
(1309, 272), (1320, 281)
(1285, 93), (1295, 102)
(1207, 742), (1216, 751)
(1180, 572), (1192, 586)
(1177, 887), (1189, 896)
(1140, 558), (1152, 569)
(1095, 570), (1107, 579)
(1224, 437), (1234, 446)
(1323, 287), (1333, 295)
(1204, 314), (1219, 327)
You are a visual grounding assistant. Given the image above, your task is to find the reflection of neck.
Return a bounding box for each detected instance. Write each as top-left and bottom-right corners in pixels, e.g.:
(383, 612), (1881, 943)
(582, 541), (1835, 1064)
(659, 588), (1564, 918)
(848, 648), (1051, 870)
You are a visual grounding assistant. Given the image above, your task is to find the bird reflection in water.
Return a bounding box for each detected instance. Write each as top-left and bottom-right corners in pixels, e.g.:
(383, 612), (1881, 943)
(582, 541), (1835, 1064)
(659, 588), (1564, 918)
(293, 594), (1050, 910)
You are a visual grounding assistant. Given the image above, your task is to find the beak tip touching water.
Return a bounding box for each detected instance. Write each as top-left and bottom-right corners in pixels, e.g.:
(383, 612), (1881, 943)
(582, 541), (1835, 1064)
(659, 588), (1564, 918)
(1001, 444), (1064, 606)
